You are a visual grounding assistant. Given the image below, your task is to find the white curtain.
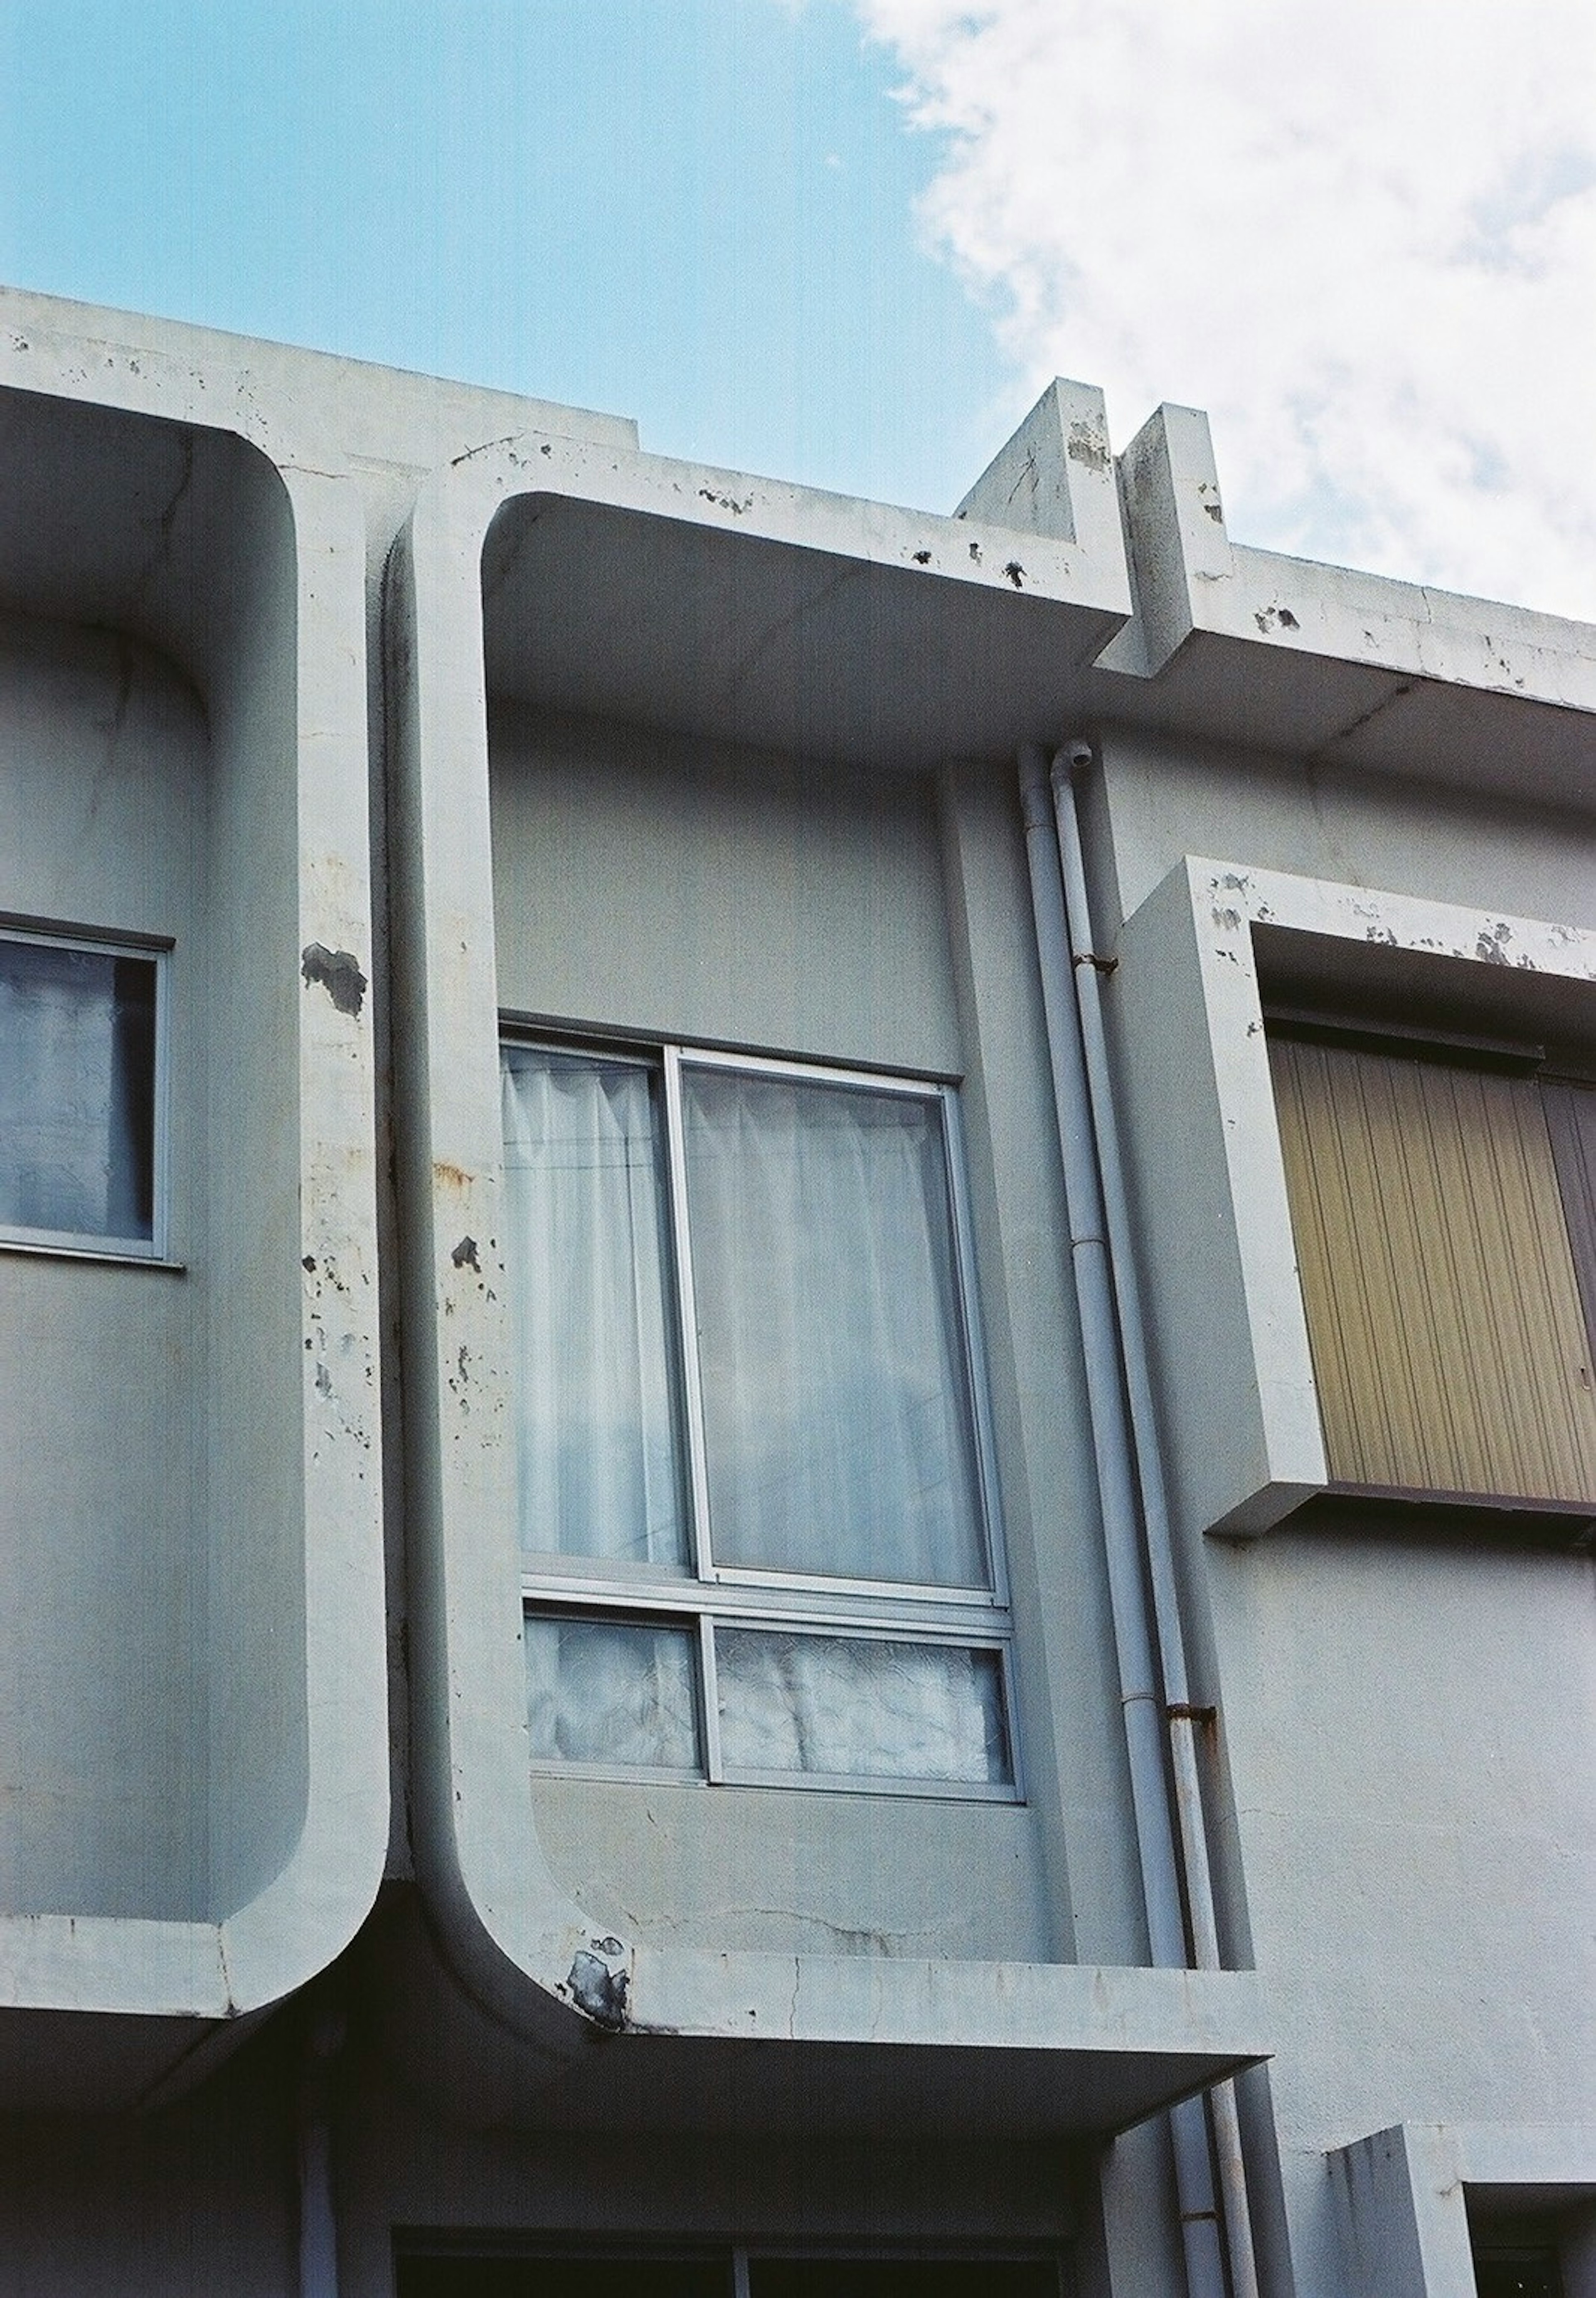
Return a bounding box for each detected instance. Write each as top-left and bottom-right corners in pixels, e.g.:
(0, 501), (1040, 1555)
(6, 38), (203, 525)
(0, 941), (152, 1242)
(716, 1630), (1008, 1784)
(524, 1615), (699, 1769)
(682, 1066), (986, 1587)
(501, 1049), (686, 1565)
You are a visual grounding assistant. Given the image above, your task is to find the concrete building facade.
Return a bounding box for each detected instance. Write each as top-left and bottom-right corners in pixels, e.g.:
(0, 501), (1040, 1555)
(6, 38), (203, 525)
(0, 285), (1591, 2297)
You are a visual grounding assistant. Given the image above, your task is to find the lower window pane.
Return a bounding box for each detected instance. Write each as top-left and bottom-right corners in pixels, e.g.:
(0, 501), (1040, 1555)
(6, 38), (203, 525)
(0, 938), (157, 1245)
(751, 2267), (1057, 2298)
(716, 1631), (1011, 1786)
(525, 1616), (701, 1771)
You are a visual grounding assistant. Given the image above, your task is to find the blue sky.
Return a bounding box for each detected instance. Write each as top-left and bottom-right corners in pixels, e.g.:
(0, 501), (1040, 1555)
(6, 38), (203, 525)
(0, 0), (1010, 515)
(3, 0), (1593, 615)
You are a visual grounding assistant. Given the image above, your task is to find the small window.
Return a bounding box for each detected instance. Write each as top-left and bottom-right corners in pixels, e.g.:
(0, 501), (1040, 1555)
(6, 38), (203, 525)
(1268, 1022), (1596, 1513)
(1470, 2247), (1565, 2298)
(502, 1039), (1016, 1796)
(0, 927), (165, 1259)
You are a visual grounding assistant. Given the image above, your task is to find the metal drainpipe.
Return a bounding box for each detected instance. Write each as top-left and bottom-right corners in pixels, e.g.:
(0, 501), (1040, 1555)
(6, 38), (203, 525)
(1048, 741), (1262, 2298)
(297, 1998), (346, 2298)
(1018, 746), (1228, 2298)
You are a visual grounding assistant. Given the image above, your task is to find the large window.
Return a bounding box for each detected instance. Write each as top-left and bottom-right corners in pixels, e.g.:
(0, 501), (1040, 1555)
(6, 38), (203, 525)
(0, 926), (165, 1260)
(502, 1039), (1016, 1796)
(1268, 1015), (1596, 1516)
(396, 2247), (1062, 2296)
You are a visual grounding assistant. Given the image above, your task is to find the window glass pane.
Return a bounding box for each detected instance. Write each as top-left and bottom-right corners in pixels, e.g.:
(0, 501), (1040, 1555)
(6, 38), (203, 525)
(682, 1068), (987, 1586)
(0, 938), (156, 1244)
(502, 1049), (687, 1565)
(716, 1630), (1010, 1786)
(396, 2261), (730, 2298)
(1470, 2249), (1565, 2298)
(525, 1615), (701, 1771)
(751, 2266), (1057, 2298)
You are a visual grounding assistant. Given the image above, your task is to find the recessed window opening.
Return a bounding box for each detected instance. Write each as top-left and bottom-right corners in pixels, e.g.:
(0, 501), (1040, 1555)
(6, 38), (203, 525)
(0, 925), (167, 1260)
(394, 2244), (1064, 2297)
(1265, 998), (1596, 1515)
(502, 1036), (1017, 1796)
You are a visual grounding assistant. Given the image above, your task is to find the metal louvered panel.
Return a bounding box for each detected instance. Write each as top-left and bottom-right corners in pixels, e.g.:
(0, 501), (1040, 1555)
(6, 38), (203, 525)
(1269, 1036), (1596, 1504)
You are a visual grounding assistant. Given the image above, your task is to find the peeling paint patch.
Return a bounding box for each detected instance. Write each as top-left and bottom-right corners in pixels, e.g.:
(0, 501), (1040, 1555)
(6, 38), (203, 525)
(968, 541), (983, 564)
(698, 487), (753, 517)
(912, 549), (932, 566)
(1254, 603), (1300, 633)
(567, 1946), (630, 2031)
(451, 1235), (480, 1271)
(1066, 419), (1109, 472)
(1476, 922), (1513, 966)
(300, 943), (367, 1017)
(1002, 560), (1026, 589)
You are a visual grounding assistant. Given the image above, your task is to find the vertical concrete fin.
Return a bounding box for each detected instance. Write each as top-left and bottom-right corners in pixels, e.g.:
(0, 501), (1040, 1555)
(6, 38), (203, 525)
(1331, 2124), (1479, 2298)
(1098, 403), (1235, 678)
(957, 379), (1123, 568)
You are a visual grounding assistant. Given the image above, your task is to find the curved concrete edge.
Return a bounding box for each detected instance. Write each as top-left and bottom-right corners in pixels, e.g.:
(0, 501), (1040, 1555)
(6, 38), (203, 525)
(389, 452), (1265, 2101)
(387, 472), (602, 2078)
(217, 460), (390, 2015)
(0, 443), (389, 2088)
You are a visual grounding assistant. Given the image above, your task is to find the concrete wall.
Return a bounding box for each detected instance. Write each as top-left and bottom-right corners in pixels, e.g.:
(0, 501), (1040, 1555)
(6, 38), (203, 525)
(1095, 725), (1596, 2295)
(1089, 725), (1596, 936)
(0, 423), (314, 1928)
(486, 708), (1113, 1966)
(0, 609), (210, 1918)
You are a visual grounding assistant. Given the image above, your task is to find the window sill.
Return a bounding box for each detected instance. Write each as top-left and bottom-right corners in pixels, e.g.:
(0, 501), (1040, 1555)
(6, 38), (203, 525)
(529, 1757), (1025, 1803)
(0, 1236), (186, 1273)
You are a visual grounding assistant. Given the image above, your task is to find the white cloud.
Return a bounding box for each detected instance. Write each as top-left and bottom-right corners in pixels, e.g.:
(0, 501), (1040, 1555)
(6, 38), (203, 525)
(853, 0), (1596, 621)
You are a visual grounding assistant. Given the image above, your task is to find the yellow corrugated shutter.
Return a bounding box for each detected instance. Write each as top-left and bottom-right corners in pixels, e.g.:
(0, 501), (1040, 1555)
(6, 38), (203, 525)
(1269, 1035), (1596, 1502)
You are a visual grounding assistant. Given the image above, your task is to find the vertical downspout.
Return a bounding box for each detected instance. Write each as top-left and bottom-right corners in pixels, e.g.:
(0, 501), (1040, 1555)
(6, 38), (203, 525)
(1018, 746), (1229, 2298)
(1049, 741), (1261, 2298)
(298, 1998), (345, 2298)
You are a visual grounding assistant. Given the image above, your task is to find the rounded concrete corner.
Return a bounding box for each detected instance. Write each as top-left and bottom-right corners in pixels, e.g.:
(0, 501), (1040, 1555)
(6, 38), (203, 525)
(0, 378), (389, 2105)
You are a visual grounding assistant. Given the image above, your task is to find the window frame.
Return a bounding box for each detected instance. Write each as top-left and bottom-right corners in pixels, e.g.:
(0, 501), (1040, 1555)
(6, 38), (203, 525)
(0, 916), (174, 1268)
(1111, 860), (1596, 1543)
(504, 1026), (1022, 1802)
(1262, 1005), (1596, 1527)
(394, 2234), (1068, 2296)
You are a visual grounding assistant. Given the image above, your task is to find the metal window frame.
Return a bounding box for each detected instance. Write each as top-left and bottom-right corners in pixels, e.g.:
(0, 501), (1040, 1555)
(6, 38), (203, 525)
(0, 919), (173, 1266)
(504, 1029), (1021, 1801)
